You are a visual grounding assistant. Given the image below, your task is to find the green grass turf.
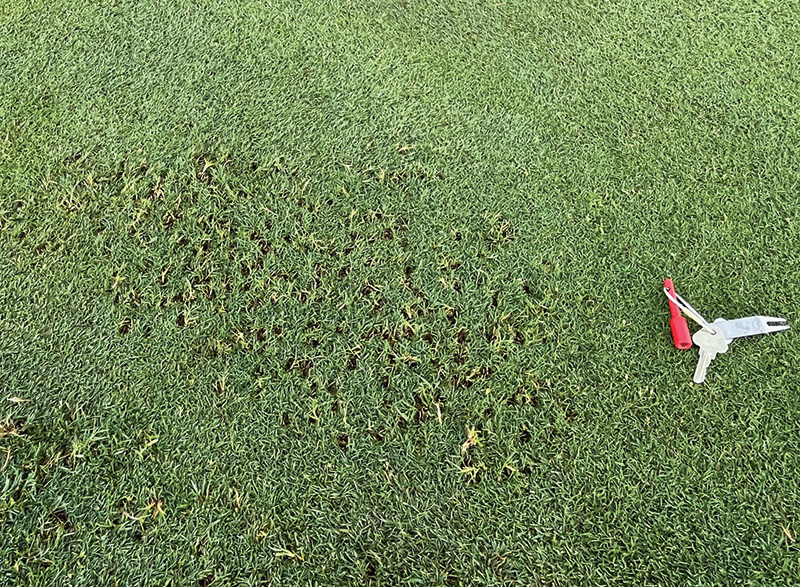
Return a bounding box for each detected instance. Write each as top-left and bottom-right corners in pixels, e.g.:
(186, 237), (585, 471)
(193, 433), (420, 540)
(2, 0), (800, 584)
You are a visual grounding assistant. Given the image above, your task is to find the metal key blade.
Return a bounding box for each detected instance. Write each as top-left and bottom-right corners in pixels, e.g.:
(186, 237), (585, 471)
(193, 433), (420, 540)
(692, 329), (729, 384)
(713, 316), (789, 341)
(693, 350), (716, 384)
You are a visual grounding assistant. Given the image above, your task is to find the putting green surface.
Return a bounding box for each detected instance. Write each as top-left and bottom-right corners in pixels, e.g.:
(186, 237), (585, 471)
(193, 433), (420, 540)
(2, 1), (800, 584)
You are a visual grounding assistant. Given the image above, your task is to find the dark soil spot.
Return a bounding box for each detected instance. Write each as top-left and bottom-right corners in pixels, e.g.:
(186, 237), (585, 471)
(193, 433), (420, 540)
(52, 508), (69, 525)
(119, 318), (132, 335)
(365, 558), (379, 581)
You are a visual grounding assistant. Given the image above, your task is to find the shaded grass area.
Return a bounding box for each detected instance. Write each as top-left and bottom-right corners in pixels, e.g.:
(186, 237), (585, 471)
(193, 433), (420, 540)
(1, 0), (800, 584)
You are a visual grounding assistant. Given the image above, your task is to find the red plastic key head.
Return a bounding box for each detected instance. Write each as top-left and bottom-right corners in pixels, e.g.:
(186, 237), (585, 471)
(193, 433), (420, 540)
(664, 279), (692, 350)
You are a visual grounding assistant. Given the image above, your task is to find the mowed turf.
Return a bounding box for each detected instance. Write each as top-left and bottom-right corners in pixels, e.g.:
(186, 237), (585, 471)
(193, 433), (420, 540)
(1, 0), (800, 584)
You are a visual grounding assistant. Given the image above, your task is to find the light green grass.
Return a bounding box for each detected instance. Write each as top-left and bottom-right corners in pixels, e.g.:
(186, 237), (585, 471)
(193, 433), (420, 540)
(1, 0), (800, 585)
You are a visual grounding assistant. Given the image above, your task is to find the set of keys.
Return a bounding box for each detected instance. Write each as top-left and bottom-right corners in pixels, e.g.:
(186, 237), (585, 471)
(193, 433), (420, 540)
(664, 279), (790, 383)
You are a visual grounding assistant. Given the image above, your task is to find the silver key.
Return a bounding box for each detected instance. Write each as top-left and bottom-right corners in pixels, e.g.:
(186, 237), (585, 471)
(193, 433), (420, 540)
(713, 316), (789, 341)
(692, 328), (729, 384)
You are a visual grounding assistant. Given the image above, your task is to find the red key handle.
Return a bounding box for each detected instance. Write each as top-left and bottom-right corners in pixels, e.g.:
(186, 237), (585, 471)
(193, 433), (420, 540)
(664, 279), (692, 350)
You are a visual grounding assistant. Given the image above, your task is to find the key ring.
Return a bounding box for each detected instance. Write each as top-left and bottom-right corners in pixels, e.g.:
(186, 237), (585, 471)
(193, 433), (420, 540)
(663, 287), (718, 335)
